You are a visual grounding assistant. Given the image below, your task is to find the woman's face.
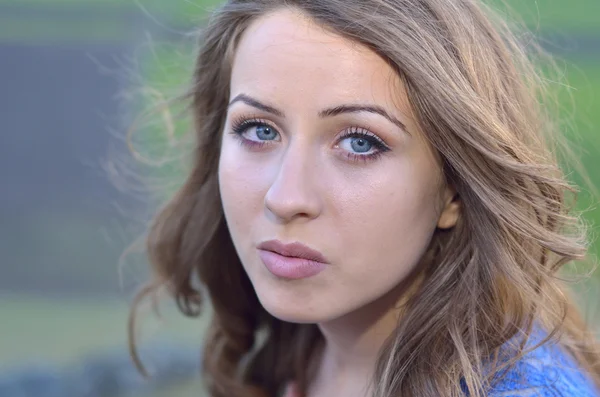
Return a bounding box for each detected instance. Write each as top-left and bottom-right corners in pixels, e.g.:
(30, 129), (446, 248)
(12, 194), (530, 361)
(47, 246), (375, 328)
(218, 9), (459, 323)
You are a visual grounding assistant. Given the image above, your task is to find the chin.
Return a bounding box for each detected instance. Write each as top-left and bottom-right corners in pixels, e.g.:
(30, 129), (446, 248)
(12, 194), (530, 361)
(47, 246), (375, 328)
(253, 283), (334, 324)
(245, 262), (347, 324)
(262, 303), (328, 324)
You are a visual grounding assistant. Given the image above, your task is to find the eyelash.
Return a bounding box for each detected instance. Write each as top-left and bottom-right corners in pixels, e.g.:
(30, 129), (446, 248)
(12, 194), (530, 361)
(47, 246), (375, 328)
(228, 117), (391, 163)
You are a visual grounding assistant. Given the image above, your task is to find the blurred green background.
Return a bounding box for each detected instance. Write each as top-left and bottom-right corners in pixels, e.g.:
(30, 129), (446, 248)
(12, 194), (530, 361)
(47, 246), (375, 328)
(0, 1), (598, 396)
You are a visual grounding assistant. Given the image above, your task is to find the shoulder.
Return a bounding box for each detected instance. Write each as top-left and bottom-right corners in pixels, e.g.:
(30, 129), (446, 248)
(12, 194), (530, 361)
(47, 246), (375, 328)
(487, 329), (600, 397)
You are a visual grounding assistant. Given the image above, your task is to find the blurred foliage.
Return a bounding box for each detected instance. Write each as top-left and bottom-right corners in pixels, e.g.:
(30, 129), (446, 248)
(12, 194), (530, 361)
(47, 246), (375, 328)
(486, 0), (600, 32)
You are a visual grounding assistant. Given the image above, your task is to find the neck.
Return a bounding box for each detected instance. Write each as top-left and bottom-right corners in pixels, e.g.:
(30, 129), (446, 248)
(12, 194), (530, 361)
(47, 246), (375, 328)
(310, 270), (424, 397)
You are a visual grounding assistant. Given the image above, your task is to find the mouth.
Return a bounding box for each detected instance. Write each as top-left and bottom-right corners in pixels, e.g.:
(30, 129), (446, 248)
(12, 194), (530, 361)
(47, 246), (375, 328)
(257, 240), (329, 279)
(257, 240), (328, 263)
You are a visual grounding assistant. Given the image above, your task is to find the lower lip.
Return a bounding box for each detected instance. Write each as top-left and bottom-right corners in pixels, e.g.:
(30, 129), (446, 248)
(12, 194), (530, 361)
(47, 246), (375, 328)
(258, 249), (327, 279)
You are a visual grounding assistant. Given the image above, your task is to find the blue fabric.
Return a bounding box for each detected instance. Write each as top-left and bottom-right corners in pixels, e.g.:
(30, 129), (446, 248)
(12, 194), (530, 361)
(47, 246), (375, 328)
(467, 327), (600, 396)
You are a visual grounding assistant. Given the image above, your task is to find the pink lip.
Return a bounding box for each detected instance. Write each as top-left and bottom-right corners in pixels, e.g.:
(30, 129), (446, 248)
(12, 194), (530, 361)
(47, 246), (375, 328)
(257, 240), (329, 279)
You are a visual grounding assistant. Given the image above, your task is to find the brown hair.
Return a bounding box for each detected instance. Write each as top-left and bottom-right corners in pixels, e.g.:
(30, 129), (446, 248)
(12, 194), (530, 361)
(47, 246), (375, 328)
(128, 1), (600, 396)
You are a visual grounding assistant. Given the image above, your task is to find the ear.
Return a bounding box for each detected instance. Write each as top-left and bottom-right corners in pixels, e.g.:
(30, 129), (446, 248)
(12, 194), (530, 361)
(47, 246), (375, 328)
(436, 184), (460, 229)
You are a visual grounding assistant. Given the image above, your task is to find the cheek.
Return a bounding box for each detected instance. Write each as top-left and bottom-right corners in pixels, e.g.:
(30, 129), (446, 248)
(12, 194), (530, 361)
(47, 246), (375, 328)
(332, 166), (441, 287)
(218, 134), (272, 190)
(218, 138), (257, 206)
(218, 139), (270, 284)
(218, 140), (262, 233)
(218, 136), (269, 249)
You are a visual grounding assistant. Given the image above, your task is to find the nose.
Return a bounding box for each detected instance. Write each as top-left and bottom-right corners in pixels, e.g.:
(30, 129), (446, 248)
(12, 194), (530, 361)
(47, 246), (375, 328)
(264, 143), (323, 223)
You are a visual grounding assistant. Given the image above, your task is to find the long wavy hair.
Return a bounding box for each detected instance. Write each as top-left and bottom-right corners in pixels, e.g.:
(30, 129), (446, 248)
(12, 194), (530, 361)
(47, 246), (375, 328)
(128, 1), (600, 396)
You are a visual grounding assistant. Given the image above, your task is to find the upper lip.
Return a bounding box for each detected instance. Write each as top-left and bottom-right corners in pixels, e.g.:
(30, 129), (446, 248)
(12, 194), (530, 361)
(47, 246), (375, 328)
(257, 240), (329, 264)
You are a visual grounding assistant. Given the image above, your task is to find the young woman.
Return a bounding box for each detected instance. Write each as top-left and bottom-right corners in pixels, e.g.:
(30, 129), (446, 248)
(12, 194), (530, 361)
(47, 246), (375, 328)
(129, 0), (600, 396)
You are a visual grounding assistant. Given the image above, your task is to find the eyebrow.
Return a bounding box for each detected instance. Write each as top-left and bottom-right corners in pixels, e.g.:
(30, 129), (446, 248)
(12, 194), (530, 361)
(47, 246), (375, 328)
(228, 93), (408, 134)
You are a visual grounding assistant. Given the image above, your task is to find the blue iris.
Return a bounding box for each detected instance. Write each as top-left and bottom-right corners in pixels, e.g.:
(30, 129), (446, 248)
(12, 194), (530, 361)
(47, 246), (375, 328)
(350, 137), (372, 153)
(256, 125), (277, 140)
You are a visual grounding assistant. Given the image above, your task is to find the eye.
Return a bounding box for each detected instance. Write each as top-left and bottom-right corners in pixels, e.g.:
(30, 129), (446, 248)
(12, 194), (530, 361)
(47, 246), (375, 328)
(243, 124), (278, 142)
(339, 135), (374, 154)
(335, 127), (391, 163)
(229, 117), (280, 149)
(232, 118), (279, 141)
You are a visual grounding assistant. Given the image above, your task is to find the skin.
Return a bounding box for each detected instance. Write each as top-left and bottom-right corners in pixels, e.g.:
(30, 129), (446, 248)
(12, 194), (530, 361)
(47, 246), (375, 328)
(218, 8), (461, 397)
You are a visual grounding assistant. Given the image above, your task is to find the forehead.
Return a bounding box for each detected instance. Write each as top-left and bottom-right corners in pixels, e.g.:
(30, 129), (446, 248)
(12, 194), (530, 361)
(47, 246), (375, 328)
(229, 8), (411, 117)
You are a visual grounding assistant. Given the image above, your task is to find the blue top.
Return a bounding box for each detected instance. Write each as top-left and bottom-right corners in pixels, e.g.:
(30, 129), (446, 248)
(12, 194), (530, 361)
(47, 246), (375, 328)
(463, 328), (600, 396)
(283, 326), (600, 397)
